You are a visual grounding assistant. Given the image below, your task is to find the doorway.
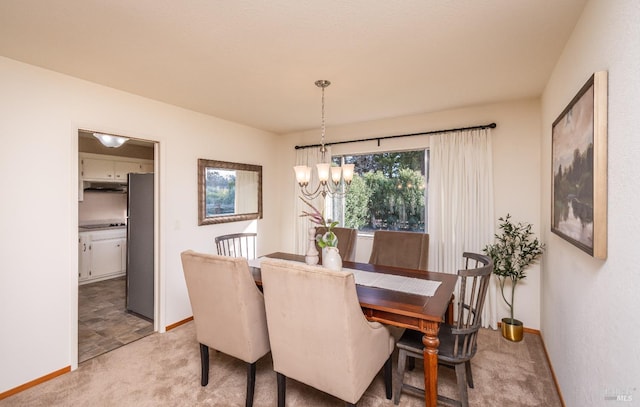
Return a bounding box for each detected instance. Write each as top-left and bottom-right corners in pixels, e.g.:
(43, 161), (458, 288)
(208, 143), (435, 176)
(77, 130), (157, 363)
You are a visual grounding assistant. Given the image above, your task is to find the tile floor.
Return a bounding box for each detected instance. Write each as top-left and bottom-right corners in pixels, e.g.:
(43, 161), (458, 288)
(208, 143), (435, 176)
(78, 276), (154, 363)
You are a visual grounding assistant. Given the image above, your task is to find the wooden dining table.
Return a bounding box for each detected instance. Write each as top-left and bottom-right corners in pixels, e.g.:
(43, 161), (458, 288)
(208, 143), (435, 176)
(250, 252), (458, 407)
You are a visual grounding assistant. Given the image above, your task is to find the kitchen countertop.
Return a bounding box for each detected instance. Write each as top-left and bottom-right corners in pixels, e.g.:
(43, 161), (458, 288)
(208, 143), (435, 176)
(79, 223), (127, 233)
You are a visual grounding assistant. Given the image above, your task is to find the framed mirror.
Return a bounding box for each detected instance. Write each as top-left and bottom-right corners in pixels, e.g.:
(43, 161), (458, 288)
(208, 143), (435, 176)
(198, 159), (263, 225)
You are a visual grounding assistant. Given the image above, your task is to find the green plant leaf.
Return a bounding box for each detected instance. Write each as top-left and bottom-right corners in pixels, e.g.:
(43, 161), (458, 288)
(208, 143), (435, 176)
(482, 213), (545, 321)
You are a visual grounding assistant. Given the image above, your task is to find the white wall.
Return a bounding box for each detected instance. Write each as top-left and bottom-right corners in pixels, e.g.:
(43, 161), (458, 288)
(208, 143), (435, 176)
(540, 0), (640, 405)
(279, 98), (543, 328)
(0, 56), (281, 394)
(78, 191), (127, 222)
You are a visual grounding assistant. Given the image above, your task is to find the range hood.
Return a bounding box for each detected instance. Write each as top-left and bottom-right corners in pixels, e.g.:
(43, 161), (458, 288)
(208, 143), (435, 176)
(83, 181), (127, 192)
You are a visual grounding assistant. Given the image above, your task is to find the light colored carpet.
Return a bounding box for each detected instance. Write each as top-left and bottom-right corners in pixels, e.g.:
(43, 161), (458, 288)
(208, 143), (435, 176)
(1, 322), (561, 406)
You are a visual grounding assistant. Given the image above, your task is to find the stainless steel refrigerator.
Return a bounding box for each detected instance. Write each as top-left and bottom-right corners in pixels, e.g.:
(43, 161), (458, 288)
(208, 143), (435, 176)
(126, 173), (154, 321)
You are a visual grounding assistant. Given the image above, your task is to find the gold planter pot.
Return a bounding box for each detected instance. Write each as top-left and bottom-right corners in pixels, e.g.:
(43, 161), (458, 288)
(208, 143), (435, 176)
(501, 318), (524, 342)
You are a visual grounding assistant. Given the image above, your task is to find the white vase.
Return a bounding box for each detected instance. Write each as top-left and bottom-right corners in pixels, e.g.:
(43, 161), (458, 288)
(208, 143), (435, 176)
(322, 246), (342, 271)
(305, 226), (319, 265)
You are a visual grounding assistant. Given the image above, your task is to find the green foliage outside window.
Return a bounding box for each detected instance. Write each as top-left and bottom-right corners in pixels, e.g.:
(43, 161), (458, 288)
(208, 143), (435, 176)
(333, 150), (427, 233)
(344, 175), (371, 229)
(205, 170), (236, 215)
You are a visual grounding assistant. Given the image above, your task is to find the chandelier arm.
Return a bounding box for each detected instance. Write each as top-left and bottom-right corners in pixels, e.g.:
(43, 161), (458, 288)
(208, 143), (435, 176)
(331, 183), (350, 197)
(299, 182), (324, 200)
(298, 182), (351, 200)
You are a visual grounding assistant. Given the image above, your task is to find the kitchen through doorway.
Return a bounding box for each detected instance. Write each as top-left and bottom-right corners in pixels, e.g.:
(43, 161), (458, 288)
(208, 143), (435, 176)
(77, 130), (157, 363)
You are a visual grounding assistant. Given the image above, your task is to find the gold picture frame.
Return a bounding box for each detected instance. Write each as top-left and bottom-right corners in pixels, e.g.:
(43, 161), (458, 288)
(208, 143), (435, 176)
(551, 71), (607, 259)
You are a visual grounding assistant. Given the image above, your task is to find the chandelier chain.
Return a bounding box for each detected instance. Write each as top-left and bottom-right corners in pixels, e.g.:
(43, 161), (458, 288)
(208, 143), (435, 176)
(321, 84), (325, 151)
(315, 79), (330, 156)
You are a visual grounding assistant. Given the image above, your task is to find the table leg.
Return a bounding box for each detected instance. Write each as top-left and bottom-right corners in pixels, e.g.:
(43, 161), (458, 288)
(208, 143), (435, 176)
(422, 321), (440, 407)
(446, 294), (454, 325)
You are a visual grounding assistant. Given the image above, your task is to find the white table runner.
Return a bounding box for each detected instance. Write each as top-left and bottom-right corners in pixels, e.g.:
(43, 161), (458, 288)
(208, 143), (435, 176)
(348, 268), (441, 297)
(248, 257), (264, 268)
(250, 257), (441, 297)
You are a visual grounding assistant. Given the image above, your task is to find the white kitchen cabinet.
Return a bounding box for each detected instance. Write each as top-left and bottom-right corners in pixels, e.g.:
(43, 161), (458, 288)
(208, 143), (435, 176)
(115, 161), (142, 181)
(139, 162), (154, 173)
(120, 238), (127, 272)
(82, 157), (116, 181)
(91, 238), (125, 279)
(79, 228), (127, 284)
(78, 233), (91, 282)
(79, 153), (153, 200)
(80, 153), (153, 182)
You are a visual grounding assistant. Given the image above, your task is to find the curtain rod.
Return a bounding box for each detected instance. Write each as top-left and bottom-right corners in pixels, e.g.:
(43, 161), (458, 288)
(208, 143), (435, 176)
(294, 122), (496, 150)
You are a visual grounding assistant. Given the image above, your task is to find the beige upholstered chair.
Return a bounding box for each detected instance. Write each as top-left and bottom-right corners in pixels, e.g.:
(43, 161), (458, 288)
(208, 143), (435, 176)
(215, 232), (257, 260)
(180, 250), (270, 407)
(315, 226), (358, 262)
(368, 230), (429, 271)
(393, 252), (492, 407)
(260, 258), (394, 407)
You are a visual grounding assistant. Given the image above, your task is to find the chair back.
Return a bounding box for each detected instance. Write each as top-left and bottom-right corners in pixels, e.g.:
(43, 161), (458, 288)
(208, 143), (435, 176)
(260, 258), (394, 404)
(180, 250), (270, 363)
(315, 226), (358, 262)
(215, 232), (257, 260)
(446, 252), (493, 362)
(368, 230), (429, 271)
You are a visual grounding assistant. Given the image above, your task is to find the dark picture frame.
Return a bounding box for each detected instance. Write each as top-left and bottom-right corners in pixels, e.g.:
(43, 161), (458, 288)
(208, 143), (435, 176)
(551, 71), (607, 259)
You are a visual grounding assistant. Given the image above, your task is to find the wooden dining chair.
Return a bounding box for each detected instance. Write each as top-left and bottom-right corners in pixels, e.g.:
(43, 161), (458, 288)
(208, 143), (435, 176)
(368, 230), (429, 271)
(393, 252), (492, 407)
(215, 232), (257, 260)
(180, 250), (270, 407)
(367, 230), (431, 341)
(260, 258), (394, 407)
(315, 226), (358, 262)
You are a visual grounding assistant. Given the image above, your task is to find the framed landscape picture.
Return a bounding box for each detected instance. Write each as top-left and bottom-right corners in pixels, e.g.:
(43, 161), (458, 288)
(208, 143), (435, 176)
(551, 71), (608, 259)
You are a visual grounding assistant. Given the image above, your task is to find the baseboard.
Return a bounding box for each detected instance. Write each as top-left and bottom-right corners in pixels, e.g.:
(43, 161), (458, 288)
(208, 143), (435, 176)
(495, 322), (565, 407)
(538, 332), (566, 407)
(166, 316), (193, 331)
(0, 366), (70, 400)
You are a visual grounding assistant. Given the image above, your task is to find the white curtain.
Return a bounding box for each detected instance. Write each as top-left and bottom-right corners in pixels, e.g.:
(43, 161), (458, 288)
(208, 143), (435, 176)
(294, 146), (331, 255)
(427, 128), (498, 329)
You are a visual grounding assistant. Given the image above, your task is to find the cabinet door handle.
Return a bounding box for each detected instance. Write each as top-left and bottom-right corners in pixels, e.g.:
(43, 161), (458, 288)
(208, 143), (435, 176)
(83, 243), (86, 252)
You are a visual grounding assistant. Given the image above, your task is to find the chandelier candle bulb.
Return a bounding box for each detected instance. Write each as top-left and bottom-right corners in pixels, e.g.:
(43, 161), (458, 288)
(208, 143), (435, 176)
(342, 164), (355, 183)
(316, 163), (330, 183)
(330, 167), (342, 184)
(294, 165), (311, 185)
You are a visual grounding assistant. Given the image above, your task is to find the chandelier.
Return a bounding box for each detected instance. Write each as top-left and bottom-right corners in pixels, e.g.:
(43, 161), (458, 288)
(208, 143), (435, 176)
(294, 80), (354, 199)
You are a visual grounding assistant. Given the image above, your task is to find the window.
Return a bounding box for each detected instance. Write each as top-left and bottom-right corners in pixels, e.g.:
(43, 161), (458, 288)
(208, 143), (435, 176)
(329, 149), (429, 233)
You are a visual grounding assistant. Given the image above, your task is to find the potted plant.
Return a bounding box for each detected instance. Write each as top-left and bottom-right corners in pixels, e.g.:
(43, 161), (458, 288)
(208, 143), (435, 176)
(483, 214), (544, 342)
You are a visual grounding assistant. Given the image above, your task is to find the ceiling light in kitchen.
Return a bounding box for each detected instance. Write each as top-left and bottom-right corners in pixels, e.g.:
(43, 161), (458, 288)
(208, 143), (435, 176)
(93, 132), (129, 148)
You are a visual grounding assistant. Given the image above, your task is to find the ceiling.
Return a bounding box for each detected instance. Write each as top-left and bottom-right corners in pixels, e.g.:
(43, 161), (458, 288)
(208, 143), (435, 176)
(0, 1), (587, 134)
